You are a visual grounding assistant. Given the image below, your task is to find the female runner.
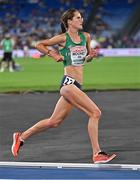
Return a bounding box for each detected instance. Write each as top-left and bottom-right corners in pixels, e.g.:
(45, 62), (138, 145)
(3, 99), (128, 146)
(12, 8), (116, 163)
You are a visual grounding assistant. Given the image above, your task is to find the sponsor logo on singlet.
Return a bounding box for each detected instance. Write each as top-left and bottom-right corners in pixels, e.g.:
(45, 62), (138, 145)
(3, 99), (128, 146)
(70, 46), (87, 66)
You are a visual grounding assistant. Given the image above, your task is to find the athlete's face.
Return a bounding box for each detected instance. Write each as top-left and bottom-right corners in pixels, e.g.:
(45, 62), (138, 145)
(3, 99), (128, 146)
(69, 11), (83, 30)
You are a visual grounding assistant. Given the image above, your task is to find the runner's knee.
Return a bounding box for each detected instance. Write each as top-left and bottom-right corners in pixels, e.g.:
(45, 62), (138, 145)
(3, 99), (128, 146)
(90, 109), (101, 120)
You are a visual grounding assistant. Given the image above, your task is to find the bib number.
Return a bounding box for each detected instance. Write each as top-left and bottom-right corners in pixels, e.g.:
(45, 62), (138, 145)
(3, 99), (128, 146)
(63, 76), (75, 86)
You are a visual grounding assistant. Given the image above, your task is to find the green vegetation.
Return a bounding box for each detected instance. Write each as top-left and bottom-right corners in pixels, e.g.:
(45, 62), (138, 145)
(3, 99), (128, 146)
(0, 56), (140, 92)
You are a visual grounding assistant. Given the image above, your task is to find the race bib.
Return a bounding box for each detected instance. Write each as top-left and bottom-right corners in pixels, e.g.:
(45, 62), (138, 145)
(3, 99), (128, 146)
(63, 76), (75, 86)
(70, 46), (87, 66)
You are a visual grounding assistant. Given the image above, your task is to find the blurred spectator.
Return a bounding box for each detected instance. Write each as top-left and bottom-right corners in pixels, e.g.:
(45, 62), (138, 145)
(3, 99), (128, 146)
(0, 0), (139, 49)
(0, 33), (15, 72)
(23, 43), (29, 57)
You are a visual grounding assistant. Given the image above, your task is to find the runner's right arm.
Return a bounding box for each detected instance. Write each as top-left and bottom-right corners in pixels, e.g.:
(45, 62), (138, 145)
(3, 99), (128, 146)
(36, 34), (66, 62)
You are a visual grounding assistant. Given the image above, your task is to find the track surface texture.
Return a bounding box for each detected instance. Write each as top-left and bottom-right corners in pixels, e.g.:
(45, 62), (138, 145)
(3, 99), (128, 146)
(0, 90), (140, 164)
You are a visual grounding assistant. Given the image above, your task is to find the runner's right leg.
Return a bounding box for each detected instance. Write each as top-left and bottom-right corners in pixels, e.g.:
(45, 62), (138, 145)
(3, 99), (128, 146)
(11, 96), (72, 156)
(60, 84), (116, 163)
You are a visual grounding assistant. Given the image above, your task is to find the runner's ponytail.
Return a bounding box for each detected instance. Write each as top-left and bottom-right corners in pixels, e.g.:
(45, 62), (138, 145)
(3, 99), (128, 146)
(61, 22), (67, 33)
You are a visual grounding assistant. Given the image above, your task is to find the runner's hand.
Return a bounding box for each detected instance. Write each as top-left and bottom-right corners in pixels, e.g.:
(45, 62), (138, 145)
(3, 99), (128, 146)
(89, 48), (98, 58)
(85, 48), (98, 62)
(48, 50), (64, 62)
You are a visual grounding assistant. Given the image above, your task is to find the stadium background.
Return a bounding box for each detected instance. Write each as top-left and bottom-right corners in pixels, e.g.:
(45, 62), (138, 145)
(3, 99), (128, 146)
(0, 0), (140, 179)
(0, 0), (140, 92)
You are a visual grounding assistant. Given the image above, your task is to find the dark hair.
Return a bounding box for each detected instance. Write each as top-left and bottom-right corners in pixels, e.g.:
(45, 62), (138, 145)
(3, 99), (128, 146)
(60, 8), (79, 33)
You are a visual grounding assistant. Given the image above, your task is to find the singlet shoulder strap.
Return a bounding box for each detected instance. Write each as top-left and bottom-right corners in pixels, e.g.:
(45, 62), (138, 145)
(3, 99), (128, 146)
(79, 31), (86, 41)
(65, 32), (73, 43)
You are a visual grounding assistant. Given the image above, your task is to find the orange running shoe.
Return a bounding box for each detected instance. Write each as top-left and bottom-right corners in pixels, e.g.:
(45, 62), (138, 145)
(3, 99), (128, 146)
(93, 151), (116, 164)
(11, 132), (23, 157)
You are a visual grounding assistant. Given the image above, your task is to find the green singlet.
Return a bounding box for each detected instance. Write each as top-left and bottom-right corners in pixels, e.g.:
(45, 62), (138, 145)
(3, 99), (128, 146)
(1, 39), (14, 52)
(59, 32), (87, 67)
